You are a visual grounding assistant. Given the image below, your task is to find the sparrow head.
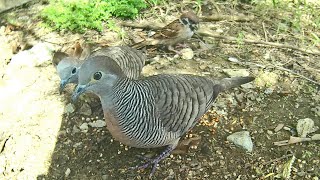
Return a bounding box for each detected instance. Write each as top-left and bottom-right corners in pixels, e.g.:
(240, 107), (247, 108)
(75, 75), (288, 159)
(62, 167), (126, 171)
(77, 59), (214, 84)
(180, 11), (200, 31)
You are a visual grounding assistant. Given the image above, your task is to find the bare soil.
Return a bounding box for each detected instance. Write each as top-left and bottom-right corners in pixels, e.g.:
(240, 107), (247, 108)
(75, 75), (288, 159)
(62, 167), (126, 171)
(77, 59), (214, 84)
(0, 1), (319, 180)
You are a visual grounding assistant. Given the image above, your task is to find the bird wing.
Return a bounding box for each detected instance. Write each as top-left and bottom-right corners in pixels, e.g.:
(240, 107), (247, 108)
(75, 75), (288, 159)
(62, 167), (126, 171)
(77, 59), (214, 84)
(148, 74), (221, 135)
(131, 19), (183, 49)
(152, 19), (182, 40)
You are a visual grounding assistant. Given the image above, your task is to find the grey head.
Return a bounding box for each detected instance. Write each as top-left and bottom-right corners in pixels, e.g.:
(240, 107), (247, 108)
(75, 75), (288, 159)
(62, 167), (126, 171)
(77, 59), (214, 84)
(56, 57), (81, 93)
(72, 55), (125, 101)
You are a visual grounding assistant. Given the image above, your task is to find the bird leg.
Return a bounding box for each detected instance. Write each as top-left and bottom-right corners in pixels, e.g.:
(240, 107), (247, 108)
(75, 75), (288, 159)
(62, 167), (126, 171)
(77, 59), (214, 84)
(168, 45), (182, 55)
(130, 145), (174, 178)
(175, 43), (189, 49)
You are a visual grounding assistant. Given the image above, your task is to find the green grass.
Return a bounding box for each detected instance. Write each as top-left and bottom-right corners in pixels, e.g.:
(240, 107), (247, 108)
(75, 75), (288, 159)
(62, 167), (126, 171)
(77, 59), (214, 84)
(41, 0), (165, 33)
(251, 0), (320, 48)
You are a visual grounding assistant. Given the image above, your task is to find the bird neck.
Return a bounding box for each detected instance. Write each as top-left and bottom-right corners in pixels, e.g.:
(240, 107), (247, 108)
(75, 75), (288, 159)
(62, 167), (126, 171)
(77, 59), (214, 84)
(99, 77), (134, 110)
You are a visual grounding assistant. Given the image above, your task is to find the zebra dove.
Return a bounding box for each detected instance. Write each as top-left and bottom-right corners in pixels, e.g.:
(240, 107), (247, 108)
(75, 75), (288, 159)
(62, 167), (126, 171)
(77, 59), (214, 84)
(71, 55), (254, 177)
(55, 46), (146, 92)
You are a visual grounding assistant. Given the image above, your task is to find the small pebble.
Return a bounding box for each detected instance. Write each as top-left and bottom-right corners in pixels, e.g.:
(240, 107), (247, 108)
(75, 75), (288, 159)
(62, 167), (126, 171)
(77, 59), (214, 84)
(64, 103), (75, 114)
(88, 120), (106, 128)
(227, 131), (253, 152)
(297, 118), (318, 137)
(180, 48), (194, 60)
(79, 103), (92, 116)
(65, 168), (71, 177)
(274, 124), (284, 132)
(79, 123), (89, 132)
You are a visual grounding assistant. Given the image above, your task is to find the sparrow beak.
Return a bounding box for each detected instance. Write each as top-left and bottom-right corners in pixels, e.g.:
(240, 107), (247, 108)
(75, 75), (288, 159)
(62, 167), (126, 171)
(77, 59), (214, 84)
(71, 84), (88, 103)
(191, 23), (199, 31)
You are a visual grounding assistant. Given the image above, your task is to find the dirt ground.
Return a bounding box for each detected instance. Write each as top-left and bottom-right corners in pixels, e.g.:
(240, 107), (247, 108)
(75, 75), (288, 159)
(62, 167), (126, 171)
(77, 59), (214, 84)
(0, 1), (319, 180)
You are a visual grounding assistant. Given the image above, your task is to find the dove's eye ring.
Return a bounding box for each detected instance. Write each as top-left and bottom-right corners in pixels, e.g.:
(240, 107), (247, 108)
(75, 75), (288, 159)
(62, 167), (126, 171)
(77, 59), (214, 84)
(93, 72), (102, 80)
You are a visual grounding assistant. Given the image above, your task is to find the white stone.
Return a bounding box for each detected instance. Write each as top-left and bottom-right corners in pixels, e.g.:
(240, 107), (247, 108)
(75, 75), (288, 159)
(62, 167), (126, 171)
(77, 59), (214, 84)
(227, 131), (253, 152)
(79, 123), (88, 132)
(9, 42), (55, 68)
(89, 120), (106, 128)
(297, 118), (318, 138)
(64, 103), (75, 114)
(65, 168), (71, 177)
(227, 57), (239, 63)
(180, 48), (194, 60)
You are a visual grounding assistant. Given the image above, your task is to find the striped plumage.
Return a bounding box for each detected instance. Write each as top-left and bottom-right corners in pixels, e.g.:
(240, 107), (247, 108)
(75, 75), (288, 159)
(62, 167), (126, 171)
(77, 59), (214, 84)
(109, 75), (219, 148)
(72, 56), (255, 176)
(91, 46), (145, 80)
(56, 46), (146, 92)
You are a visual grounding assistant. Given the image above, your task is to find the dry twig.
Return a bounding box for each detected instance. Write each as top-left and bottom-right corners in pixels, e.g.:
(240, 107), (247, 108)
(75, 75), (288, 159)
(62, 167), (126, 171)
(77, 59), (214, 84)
(260, 153), (294, 166)
(227, 58), (320, 86)
(197, 30), (320, 56)
(200, 15), (254, 22)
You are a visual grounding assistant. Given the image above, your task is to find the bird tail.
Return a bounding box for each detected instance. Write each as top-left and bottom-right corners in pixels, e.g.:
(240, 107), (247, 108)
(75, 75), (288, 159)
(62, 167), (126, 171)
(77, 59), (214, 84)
(219, 76), (255, 91)
(131, 40), (147, 49)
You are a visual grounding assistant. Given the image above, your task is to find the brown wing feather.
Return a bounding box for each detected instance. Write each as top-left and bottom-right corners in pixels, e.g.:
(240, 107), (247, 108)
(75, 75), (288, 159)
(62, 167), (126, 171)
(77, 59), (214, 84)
(152, 19), (182, 40)
(130, 19), (182, 49)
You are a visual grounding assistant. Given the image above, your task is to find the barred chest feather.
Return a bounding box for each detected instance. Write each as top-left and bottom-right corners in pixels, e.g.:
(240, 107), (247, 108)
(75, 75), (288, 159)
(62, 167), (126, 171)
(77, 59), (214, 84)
(103, 110), (140, 147)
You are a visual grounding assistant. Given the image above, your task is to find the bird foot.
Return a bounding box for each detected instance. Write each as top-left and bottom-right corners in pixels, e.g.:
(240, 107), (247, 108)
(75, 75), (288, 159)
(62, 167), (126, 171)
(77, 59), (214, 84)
(168, 45), (182, 55)
(129, 146), (174, 178)
(175, 43), (189, 49)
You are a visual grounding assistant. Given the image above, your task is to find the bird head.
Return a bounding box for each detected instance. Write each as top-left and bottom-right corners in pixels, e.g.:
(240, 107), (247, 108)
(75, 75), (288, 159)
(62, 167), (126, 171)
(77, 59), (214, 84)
(180, 11), (200, 31)
(56, 57), (81, 93)
(72, 55), (125, 102)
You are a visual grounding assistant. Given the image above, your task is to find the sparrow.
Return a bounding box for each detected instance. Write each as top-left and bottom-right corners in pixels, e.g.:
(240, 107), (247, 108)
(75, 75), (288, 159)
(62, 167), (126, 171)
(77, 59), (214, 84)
(131, 11), (200, 53)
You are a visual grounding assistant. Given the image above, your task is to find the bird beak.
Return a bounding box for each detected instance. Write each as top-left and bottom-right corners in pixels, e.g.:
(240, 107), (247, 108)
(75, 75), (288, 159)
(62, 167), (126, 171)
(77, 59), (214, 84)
(192, 24), (199, 31)
(59, 79), (68, 94)
(71, 84), (88, 103)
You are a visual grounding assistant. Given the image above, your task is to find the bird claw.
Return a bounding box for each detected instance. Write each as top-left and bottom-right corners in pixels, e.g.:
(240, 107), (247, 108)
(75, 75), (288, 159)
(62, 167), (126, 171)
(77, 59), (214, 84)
(129, 146), (174, 177)
(129, 159), (159, 178)
(135, 154), (152, 161)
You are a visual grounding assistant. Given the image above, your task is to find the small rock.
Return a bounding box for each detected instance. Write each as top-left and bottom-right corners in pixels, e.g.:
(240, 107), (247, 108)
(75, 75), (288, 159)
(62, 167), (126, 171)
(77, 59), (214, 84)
(88, 120), (106, 128)
(296, 118), (318, 138)
(102, 175), (108, 180)
(255, 71), (278, 87)
(65, 168), (71, 177)
(264, 87), (274, 95)
(72, 125), (80, 134)
(79, 123), (88, 132)
(9, 42), (55, 68)
(274, 124), (284, 133)
(222, 69), (250, 77)
(79, 103), (92, 116)
(227, 57), (239, 63)
(180, 48), (194, 60)
(64, 103), (75, 114)
(311, 134), (320, 140)
(227, 131), (253, 152)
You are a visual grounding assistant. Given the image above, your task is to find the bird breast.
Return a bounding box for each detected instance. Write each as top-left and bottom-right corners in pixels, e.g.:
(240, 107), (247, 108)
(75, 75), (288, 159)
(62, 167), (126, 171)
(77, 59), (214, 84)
(104, 110), (140, 147)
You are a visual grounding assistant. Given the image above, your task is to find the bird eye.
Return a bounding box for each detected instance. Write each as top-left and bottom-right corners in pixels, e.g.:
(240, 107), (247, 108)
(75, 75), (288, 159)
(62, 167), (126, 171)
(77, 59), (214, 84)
(93, 72), (102, 80)
(181, 18), (189, 25)
(71, 68), (77, 74)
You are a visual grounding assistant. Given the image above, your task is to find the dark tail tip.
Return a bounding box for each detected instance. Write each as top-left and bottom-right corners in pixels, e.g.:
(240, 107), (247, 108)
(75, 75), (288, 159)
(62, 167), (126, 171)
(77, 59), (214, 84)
(220, 76), (255, 90)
